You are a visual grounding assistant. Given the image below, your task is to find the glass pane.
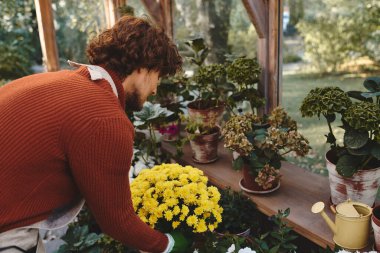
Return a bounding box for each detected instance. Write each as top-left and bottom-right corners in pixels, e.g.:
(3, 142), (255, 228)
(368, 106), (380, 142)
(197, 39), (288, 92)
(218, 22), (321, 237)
(174, 0), (258, 65)
(282, 0), (380, 175)
(53, 0), (107, 66)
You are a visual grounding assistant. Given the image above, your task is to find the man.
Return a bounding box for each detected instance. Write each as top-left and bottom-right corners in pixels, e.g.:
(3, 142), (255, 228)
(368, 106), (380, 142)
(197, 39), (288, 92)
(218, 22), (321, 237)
(0, 16), (187, 252)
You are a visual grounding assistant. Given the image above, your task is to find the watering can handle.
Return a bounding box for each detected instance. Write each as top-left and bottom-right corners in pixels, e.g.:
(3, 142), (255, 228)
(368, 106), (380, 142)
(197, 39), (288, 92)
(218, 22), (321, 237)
(330, 205), (337, 214)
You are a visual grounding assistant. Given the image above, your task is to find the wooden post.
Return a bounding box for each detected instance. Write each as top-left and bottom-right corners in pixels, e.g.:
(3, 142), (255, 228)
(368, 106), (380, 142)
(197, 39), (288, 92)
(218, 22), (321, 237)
(267, 0), (283, 111)
(242, 0), (283, 114)
(140, 0), (174, 39)
(34, 0), (59, 72)
(159, 0), (174, 39)
(104, 0), (128, 28)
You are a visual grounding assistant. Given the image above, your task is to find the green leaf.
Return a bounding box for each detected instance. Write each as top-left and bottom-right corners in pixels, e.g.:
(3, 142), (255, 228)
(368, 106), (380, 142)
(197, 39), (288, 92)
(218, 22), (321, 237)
(133, 102), (173, 127)
(83, 233), (101, 246)
(56, 244), (70, 253)
(347, 91), (373, 102)
(344, 128), (368, 149)
(284, 208), (290, 217)
(85, 247), (101, 253)
(325, 113), (336, 123)
(254, 128), (268, 136)
(254, 134), (267, 144)
(232, 156), (244, 170)
(325, 133), (336, 144)
(363, 77), (380, 92)
(269, 245), (280, 253)
(361, 91), (380, 98)
(336, 155), (361, 177)
(347, 143), (371, 156)
(371, 142), (380, 160)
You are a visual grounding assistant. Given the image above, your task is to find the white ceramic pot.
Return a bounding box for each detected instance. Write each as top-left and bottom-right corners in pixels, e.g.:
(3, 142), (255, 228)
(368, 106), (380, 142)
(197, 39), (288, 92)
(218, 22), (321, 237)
(326, 150), (380, 206)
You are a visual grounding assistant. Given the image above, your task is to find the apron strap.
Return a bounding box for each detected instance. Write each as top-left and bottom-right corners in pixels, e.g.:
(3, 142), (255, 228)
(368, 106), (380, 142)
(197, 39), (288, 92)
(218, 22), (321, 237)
(67, 60), (119, 98)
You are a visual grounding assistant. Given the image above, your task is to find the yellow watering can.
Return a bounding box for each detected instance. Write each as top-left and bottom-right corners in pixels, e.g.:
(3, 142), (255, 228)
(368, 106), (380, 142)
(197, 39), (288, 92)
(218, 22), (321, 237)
(311, 199), (372, 250)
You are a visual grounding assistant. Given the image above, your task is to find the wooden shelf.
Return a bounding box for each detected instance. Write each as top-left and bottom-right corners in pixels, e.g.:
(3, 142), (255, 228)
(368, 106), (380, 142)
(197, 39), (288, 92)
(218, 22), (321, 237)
(162, 141), (337, 249)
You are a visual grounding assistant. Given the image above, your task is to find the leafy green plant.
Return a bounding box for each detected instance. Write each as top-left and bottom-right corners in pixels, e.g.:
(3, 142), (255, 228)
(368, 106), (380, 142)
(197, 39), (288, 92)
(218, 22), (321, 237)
(185, 38), (209, 67)
(57, 207), (138, 253)
(222, 108), (310, 189)
(185, 38), (234, 109)
(226, 57), (265, 114)
(130, 102), (175, 177)
(56, 225), (102, 253)
(216, 188), (258, 234)
(300, 77), (380, 177)
(254, 208), (297, 253)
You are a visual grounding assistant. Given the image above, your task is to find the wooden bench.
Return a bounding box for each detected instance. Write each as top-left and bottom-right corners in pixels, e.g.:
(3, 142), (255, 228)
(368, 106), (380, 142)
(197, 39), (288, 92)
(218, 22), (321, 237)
(162, 141), (339, 249)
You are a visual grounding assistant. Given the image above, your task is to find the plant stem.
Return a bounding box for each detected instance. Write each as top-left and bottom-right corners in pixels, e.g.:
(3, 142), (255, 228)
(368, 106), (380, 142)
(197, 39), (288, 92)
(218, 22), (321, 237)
(360, 155), (373, 170)
(325, 114), (336, 147)
(280, 150), (293, 156)
(148, 123), (158, 160)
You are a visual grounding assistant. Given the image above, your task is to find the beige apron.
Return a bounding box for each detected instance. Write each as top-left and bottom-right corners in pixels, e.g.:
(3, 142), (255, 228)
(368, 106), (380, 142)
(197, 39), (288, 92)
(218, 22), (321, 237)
(0, 62), (118, 253)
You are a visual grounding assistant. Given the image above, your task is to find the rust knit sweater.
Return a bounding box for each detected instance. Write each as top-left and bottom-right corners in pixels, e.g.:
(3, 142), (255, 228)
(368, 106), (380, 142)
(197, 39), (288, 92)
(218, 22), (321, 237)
(0, 66), (167, 252)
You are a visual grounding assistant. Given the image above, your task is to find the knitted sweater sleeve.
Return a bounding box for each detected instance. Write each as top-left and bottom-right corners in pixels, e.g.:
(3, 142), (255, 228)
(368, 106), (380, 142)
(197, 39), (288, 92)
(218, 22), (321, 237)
(66, 117), (167, 252)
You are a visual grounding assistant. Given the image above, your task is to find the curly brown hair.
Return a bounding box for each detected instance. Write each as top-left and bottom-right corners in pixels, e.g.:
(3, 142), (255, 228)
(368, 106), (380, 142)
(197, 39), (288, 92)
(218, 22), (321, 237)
(86, 15), (182, 79)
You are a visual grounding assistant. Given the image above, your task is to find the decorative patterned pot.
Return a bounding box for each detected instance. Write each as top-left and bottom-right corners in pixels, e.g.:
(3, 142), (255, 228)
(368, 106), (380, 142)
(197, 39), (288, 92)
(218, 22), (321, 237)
(189, 129), (220, 164)
(326, 150), (380, 206)
(187, 100), (225, 125)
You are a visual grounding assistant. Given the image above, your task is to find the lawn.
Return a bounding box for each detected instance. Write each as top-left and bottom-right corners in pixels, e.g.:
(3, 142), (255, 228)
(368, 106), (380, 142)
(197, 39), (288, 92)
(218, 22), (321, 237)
(282, 72), (379, 176)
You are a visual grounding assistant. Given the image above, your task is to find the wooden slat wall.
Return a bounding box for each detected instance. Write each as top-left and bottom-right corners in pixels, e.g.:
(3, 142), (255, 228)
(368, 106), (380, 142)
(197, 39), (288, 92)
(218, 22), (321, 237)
(242, 0), (283, 114)
(34, 0), (60, 72)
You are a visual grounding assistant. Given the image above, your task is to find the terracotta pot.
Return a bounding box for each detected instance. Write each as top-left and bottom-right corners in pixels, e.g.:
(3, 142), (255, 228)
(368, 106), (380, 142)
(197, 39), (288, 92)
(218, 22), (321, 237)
(187, 100), (225, 125)
(189, 129), (220, 164)
(372, 205), (380, 251)
(241, 164), (279, 192)
(326, 150), (380, 206)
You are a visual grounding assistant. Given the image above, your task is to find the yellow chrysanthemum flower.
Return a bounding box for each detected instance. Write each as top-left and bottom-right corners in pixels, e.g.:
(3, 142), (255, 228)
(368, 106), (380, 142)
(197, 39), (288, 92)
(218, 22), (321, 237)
(131, 163), (222, 233)
(186, 215), (198, 226)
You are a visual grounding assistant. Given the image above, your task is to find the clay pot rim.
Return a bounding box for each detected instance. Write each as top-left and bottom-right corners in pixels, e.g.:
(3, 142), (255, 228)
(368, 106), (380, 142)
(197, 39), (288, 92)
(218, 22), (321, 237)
(186, 127), (221, 137)
(325, 149), (380, 172)
(372, 206), (380, 226)
(187, 99), (225, 111)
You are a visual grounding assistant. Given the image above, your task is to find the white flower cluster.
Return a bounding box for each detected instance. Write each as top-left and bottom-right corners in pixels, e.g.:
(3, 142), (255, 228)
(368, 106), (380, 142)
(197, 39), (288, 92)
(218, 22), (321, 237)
(336, 251), (377, 253)
(226, 244), (256, 253)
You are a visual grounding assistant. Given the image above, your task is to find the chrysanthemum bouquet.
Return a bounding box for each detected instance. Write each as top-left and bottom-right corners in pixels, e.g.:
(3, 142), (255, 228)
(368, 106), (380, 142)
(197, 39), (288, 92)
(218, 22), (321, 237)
(131, 163), (223, 234)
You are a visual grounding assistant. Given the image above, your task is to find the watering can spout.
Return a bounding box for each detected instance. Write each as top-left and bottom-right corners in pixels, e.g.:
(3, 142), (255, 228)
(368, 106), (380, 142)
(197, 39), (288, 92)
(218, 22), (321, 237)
(311, 202), (337, 235)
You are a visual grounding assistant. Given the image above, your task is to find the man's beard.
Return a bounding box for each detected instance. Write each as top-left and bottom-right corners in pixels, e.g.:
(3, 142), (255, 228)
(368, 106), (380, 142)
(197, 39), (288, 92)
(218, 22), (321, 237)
(125, 90), (144, 111)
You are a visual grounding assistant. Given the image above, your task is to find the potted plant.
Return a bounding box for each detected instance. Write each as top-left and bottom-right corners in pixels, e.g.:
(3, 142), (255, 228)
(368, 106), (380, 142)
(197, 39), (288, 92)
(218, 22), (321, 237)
(216, 188), (258, 237)
(181, 113), (220, 164)
(222, 108), (311, 193)
(130, 163), (223, 251)
(184, 38), (234, 124)
(300, 77), (380, 206)
(226, 57), (265, 114)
